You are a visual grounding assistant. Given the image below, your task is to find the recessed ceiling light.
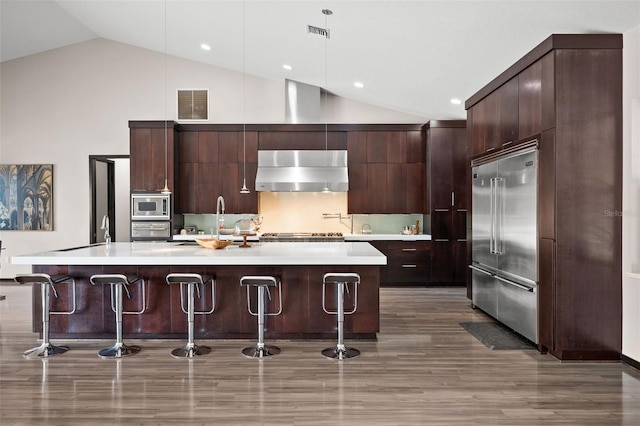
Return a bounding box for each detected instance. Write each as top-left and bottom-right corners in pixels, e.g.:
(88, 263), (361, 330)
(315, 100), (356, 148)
(200, 43), (211, 51)
(282, 64), (293, 70)
(354, 82), (364, 88)
(450, 98), (462, 105)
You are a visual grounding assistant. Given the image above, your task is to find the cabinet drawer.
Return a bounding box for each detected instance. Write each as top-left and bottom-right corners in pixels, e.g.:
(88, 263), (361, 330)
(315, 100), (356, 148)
(386, 265), (430, 283)
(387, 241), (431, 252)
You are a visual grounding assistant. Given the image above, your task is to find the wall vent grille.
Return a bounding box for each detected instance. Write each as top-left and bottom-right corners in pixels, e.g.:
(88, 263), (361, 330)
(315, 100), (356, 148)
(307, 25), (330, 39)
(177, 89), (208, 120)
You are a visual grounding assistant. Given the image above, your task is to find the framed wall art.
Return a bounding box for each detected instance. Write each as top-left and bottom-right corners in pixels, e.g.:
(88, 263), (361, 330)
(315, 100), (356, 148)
(0, 164), (53, 231)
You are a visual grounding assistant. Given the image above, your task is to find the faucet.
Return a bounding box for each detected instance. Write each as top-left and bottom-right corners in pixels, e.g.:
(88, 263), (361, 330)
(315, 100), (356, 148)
(100, 214), (111, 245)
(216, 196), (225, 240)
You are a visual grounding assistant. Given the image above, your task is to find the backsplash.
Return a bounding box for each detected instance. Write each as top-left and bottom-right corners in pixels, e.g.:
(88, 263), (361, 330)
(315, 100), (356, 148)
(180, 192), (429, 235)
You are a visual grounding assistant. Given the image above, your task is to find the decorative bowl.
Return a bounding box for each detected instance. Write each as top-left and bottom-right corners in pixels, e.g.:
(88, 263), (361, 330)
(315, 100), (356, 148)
(219, 228), (234, 235)
(195, 238), (232, 249)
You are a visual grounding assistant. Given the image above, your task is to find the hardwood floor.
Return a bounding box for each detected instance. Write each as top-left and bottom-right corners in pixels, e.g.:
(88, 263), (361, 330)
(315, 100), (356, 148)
(1, 282), (639, 425)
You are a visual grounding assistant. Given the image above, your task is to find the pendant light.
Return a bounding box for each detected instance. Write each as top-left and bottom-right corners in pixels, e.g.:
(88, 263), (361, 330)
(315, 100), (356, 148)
(240, 0), (250, 194)
(321, 8), (332, 194)
(161, 0), (171, 195)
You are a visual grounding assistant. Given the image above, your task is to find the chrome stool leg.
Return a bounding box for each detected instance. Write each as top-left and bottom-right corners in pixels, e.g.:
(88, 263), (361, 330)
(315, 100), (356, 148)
(240, 276), (283, 358)
(90, 274), (146, 359)
(322, 273), (360, 360)
(166, 273), (216, 358)
(15, 274), (76, 359)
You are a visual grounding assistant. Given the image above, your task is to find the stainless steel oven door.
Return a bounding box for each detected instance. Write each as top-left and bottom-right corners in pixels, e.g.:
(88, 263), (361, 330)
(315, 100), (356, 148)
(131, 221), (171, 241)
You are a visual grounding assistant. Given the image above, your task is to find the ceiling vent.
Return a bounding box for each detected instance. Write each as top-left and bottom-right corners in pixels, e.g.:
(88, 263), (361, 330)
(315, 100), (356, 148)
(307, 25), (330, 39)
(177, 89), (208, 120)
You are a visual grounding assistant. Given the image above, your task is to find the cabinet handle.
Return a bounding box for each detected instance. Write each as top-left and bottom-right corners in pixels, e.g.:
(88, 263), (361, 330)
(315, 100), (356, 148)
(486, 147), (497, 152)
(457, 209), (467, 212)
(503, 141), (514, 146)
(402, 248), (417, 252)
(402, 265), (417, 268)
(434, 209), (449, 212)
(435, 239), (449, 242)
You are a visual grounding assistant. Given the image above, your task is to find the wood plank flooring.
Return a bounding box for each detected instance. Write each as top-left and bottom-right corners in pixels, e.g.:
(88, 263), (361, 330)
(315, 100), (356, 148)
(1, 282), (639, 425)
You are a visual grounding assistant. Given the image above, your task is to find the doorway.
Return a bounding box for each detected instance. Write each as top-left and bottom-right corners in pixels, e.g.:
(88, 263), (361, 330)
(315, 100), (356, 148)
(89, 156), (129, 244)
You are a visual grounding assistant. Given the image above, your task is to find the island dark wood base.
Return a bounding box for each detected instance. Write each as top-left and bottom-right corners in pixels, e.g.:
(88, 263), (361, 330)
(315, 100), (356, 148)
(33, 264), (380, 340)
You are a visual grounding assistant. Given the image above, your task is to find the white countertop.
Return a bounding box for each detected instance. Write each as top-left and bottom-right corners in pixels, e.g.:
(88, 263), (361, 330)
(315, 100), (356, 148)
(173, 234), (259, 242)
(174, 233), (432, 242)
(345, 234), (432, 241)
(12, 241), (386, 266)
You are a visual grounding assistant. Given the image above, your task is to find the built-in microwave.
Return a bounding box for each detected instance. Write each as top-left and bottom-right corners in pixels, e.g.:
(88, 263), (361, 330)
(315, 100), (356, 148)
(131, 193), (170, 220)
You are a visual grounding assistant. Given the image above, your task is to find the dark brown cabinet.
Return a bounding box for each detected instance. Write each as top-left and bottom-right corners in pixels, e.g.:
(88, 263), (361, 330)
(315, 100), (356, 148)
(468, 78), (519, 157)
(347, 128), (425, 214)
(369, 240), (431, 285)
(465, 34), (622, 361)
(129, 121), (178, 193)
(425, 120), (468, 285)
(177, 129), (258, 214)
(131, 123), (423, 216)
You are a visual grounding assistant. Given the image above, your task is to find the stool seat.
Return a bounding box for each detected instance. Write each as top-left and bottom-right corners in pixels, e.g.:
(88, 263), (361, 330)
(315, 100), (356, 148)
(240, 275), (282, 358)
(90, 274), (146, 359)
(166, 273), (216, 358)
(321, 272), (360, 360)
(15, 273), (76, 359)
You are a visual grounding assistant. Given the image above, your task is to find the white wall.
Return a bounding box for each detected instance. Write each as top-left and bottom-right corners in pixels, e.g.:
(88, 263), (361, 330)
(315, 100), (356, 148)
(0, 38), (425, 277)
(622, 25), (640, 364)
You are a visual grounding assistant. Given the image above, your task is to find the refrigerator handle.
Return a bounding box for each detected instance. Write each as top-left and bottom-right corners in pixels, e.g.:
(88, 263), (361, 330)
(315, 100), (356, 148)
(496, 177), (505, 255)
(469, 264), (493, 276)
(495, 275), (534, 292)
(489, 178), (496, 254)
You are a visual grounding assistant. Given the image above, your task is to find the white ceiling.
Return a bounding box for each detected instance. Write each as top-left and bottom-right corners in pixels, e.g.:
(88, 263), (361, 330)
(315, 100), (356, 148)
(2, 0), (639, 120)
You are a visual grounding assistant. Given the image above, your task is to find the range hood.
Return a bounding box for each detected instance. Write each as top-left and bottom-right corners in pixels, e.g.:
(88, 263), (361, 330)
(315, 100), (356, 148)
(255, 150), (348, 192)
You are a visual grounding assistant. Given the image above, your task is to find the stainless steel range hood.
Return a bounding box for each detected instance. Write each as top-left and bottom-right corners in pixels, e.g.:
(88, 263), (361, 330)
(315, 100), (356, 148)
(255, 150), (348, 192)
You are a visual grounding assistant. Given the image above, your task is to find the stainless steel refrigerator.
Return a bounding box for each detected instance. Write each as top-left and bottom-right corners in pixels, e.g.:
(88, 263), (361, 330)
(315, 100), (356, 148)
(470, 146), (538, 343)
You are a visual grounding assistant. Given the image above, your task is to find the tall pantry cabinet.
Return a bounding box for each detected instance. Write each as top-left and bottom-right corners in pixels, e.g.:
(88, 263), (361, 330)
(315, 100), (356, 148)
(425, 121), (468, 285)
(465, 34), (622, 361)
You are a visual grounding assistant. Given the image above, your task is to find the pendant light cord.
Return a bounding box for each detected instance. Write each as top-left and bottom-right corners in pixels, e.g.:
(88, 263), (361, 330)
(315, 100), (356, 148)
(162, 0), (170, 194)
(240, 0), (250, 194)
(243, 0), (246, 182)
(321, 9), (332, 193)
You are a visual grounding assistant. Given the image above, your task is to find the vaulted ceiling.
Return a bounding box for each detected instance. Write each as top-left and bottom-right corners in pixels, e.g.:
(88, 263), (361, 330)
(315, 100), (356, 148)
(2, 0), (639, 120)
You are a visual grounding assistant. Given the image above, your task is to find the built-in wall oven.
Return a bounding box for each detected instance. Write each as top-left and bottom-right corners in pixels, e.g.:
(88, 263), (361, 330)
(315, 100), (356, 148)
(131, 192), (171, 241)
(131, 221), (171, 241)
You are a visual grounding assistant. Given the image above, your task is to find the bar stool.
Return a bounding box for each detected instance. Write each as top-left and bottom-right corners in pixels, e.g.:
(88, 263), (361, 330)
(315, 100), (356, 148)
(166, 273), (216, 358)
(90, 274), (147, 359)
(321, 272), (360, 360)
(14, 273), (76, 359)
(240, 275), (283, 358)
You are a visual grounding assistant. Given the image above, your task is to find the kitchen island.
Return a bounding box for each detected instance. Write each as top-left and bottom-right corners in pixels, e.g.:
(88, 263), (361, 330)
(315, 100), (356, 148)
(12, 241), (385, 340)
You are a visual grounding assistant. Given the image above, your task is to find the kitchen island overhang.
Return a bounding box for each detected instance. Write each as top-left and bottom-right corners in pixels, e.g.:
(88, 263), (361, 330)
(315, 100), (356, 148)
(13, 242), (385, 340)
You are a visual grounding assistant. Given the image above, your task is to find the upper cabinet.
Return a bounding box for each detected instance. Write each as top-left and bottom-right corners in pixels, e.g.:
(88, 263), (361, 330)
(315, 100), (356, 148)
(467, 59), (546, 157)
(347, 127), (425, 214)
(177, 128), (258, 214)
(129, 121), (178, 193)
(131, 123), (424, 216)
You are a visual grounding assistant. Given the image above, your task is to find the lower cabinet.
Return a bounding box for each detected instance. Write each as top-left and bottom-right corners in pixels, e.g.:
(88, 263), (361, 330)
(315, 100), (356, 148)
(370, 240), (431, 285)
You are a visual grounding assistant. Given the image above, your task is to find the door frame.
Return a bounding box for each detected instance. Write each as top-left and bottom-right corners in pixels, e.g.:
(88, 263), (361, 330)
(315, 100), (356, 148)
(89, 155), (128, 243)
